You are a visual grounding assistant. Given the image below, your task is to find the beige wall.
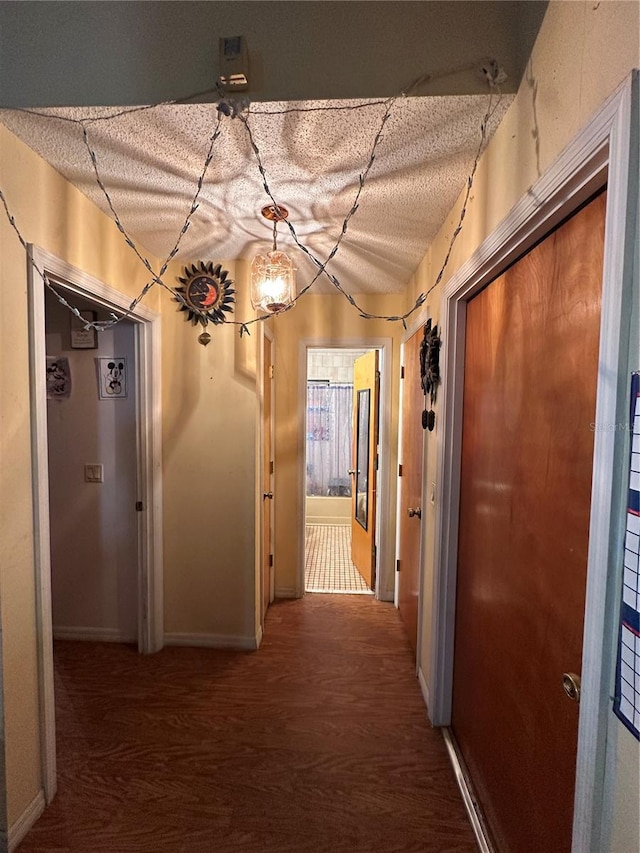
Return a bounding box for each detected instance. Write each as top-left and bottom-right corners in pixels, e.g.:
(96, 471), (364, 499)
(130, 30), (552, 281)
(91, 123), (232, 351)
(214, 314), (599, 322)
(405, 2), (639, 851)
(271, 293), (406, 599)
(0, 124), (161, 826)
(161, 258), (260, 643)
(0, 127), (263, 829)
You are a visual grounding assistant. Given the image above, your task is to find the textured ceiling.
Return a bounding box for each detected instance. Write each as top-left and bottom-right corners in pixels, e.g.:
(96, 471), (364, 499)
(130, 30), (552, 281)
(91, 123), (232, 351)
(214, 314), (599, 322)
(0, 92), (512, 295)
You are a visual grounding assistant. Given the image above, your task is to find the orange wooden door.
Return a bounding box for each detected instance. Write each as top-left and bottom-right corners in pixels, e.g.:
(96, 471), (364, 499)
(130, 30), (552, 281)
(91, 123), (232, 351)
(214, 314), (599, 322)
(397, 329), (424, 655)
(262, 335), (273, 619)
(452, 192), (606, 853)
(350, 350), (379, 589)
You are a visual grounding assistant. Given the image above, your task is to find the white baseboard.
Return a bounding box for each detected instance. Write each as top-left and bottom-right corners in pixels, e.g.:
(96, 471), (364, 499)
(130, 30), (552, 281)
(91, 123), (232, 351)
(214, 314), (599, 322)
(442, 728), (494, 853)
(53, 626), (136, 643)
(274, 586), (298, 599)
(418, 666), (431, 717)
(5, 789), (45, 852)
(164, 632), (260, 651)
(378, 585), (394, 603)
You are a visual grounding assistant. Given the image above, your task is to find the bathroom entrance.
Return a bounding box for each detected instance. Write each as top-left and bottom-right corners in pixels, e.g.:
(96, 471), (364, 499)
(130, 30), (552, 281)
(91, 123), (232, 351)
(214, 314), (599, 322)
(304, 347), (378, 595)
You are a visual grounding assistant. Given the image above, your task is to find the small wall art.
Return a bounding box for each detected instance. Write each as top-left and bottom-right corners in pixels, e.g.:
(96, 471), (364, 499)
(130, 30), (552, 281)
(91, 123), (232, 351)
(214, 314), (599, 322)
(70, 310), (98, 349)
(96, 357), (127, 399)
(46, 356), (72, 399)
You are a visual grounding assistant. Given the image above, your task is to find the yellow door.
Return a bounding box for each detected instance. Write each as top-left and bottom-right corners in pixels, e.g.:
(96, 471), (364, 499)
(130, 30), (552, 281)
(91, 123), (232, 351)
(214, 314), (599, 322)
(350, 350), (379, 589)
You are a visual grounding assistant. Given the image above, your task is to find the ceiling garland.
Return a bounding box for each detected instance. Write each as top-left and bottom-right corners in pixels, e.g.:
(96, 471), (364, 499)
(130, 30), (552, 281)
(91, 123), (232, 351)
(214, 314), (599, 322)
(0, 61), (504, 339)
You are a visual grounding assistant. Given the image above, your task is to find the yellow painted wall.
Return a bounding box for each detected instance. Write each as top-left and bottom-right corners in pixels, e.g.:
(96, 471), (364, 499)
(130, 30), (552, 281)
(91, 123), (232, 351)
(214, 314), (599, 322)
(0, 124), (161, 827)
(161, 258), (260, 643)
(405, 2), (639, 851)
(0, 130), (263, 829)
(271, 293), (406, 599)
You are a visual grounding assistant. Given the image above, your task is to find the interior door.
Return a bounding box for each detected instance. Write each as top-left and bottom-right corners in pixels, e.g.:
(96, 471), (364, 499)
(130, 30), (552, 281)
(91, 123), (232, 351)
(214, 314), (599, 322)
(262, 335), (273, 619)
(397, 329), (424, 655)
(452, 191), (606, 853)
(350, 350), (379, 589)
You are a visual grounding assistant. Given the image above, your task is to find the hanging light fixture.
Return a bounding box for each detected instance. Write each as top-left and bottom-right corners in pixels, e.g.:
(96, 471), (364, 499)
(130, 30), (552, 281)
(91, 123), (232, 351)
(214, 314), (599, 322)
(250, 204), (296, 314)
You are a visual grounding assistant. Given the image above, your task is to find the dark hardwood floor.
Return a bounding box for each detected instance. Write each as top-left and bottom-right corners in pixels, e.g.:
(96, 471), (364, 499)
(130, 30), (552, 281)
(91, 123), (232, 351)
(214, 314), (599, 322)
(19, 594), (477, 852)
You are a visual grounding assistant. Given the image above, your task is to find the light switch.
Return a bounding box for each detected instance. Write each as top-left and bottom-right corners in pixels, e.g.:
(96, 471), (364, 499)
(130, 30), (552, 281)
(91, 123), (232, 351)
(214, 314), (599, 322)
(84, 464), (104, 483)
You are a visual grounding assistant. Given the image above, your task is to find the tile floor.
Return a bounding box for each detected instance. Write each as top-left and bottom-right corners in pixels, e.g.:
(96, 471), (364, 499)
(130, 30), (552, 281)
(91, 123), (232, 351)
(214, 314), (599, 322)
(305, 524), (373, 594)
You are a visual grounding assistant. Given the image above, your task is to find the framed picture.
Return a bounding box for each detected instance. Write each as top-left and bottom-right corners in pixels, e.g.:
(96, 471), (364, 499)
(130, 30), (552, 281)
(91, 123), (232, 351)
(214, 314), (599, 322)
(95, 357), (127, 399)
(70, 310), (98, 349)
(46, 356), (72, 399)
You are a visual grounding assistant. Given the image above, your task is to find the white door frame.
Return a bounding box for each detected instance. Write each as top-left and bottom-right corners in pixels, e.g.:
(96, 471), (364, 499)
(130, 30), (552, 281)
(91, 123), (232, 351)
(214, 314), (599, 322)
(27, 245), (164, 803)
(429, 74), (636, 853)
(259, 325), (275, 635)
(297, 338), (394, 601)
(395, 316), (432, 682)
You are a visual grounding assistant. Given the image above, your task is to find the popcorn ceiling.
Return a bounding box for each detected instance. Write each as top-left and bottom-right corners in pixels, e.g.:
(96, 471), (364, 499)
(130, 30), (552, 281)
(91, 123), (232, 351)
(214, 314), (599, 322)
(0, 94), (512, 295)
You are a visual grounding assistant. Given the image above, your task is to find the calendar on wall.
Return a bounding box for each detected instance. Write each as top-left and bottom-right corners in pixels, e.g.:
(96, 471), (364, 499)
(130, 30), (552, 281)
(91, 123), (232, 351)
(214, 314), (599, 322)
(613, 372), (640, 740)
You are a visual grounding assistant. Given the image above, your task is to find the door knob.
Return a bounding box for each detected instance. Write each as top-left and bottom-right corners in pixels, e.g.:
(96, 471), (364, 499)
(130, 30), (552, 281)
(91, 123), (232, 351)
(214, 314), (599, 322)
(562, 672), (581, 703)
(407, 507), (422, 519)
(263, 492), (273, 500)
(347, 469), (356, 476)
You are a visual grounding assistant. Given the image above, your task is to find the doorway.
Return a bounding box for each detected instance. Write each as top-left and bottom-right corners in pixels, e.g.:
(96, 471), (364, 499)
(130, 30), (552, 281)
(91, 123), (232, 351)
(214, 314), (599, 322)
(396, 326), (426, 657)
(28, 245), (163, 803)
(45, 288), (139, 643)
(304, 347), (375, 595)
(429, 79), (635, 853)
(452, 191), (606, 853)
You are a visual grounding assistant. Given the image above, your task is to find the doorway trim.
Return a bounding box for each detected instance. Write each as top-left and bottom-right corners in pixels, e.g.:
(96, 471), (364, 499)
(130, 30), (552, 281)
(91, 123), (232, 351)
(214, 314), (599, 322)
(27, 245), (164, 803)
(259, 325), (275, 635)
(297, 338), (394, 601)
(430, 74), (636, 853)
(397, 312), (434, 681)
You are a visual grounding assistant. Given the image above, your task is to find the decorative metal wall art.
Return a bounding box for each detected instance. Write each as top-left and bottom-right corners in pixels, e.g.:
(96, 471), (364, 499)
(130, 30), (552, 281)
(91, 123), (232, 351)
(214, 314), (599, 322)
(175, 262), (235, 345)
(420, 319), (441, 431)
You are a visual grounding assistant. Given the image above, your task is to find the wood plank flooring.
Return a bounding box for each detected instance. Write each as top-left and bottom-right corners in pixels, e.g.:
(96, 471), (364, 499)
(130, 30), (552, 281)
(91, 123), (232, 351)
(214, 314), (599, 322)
(19, 595), (477, 853)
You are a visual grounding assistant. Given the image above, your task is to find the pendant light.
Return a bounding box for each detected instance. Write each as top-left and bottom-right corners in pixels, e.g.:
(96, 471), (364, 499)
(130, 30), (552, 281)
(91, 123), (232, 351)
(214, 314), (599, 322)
(250, 205), (296, 314)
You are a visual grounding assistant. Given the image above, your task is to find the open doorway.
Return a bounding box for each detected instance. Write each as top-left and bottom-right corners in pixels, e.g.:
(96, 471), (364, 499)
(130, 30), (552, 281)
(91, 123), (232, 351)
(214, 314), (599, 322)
(28, 245), (163, 804)
(304, 348), (376, 595)
(45, 287), (139, 642)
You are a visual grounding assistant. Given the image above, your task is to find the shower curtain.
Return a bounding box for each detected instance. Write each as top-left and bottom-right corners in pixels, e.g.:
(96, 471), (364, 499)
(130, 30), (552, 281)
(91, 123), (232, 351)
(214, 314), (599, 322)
(306, 382), (352, 497)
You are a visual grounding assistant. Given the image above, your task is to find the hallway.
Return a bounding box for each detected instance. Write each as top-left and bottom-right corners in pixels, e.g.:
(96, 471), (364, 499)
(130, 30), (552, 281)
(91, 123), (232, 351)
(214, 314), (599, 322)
(19, 595), (476, 853)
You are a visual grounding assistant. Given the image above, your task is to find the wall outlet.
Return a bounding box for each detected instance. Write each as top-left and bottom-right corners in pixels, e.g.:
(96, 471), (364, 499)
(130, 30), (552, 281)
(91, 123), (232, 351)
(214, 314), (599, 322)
(84, 464), (104, 483)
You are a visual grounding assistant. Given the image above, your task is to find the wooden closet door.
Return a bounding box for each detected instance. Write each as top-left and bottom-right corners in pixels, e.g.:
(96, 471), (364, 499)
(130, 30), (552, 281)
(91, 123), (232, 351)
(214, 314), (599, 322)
(452, 192), (606, 853)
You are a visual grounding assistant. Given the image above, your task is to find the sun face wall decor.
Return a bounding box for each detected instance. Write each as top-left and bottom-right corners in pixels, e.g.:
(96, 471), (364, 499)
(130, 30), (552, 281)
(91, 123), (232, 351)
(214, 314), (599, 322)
(175, 261), (236, 344)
